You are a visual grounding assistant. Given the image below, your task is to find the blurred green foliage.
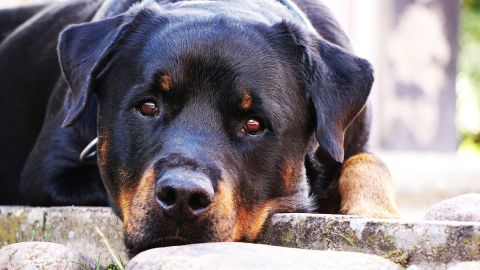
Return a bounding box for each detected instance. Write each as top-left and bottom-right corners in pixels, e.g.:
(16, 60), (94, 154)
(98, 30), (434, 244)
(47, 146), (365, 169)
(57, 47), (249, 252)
(458, 0), (480, 152)
(461, 0), (480, 86)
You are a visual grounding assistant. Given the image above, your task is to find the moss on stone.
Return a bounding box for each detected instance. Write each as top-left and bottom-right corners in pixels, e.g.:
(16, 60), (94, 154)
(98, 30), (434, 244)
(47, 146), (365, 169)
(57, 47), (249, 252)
(281, 228), (293, 246)
(383, 249), (409, 267)
(0, 210), (45, 246)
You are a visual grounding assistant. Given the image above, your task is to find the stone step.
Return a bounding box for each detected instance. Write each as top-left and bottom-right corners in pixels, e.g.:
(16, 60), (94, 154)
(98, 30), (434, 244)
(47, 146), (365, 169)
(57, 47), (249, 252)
(126, 242), (403, 270)
(1, 206), (480, 268)
(258, 213), (480, 268)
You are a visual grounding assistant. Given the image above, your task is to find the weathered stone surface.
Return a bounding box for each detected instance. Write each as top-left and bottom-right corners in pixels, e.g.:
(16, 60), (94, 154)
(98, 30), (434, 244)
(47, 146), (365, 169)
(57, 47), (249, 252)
(2, 207), (480, 268)
(0, 241), (96, 270)
(126, 242), (403, 270)
(408, 261), (480, 270)
(447, 261), (480, 270)
(425, 193), (480, 222)
(0, 207), (45, 245)
(0, 206), (125, 265)
(257, 213), (480, 267)
(45, 207), (126, 264)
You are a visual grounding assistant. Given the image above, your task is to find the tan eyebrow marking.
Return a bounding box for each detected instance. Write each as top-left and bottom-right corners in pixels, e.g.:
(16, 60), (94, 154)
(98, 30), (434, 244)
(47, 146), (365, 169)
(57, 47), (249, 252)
(240, 90), (253, 110)
(158, 71), (172, 92)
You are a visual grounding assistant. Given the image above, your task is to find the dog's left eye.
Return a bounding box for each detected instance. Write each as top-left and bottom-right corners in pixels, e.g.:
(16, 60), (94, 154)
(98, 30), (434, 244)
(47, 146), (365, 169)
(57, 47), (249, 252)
(137, 101), (159, 116)
(243, 119), (263, 135)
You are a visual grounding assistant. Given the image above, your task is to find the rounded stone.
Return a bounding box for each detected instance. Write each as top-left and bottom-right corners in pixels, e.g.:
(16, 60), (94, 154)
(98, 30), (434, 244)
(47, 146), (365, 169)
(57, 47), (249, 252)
(424, 193), (480, 222)
(0, 241), (97, 270)
(447, 261), (480, 270)
(126, 242), (403, 270)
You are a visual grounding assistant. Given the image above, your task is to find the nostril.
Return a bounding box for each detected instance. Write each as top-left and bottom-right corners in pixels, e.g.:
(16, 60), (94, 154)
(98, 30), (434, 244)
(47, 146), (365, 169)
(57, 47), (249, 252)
(157, 186), (176, 207)
(155, 169), (215, 221)
(189, 192), (212, 211)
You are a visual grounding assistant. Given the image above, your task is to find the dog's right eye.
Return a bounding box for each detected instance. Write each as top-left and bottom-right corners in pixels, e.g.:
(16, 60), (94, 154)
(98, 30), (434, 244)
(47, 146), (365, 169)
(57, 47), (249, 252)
(137, 101), (159, 117)
(243, 118), (264, 135)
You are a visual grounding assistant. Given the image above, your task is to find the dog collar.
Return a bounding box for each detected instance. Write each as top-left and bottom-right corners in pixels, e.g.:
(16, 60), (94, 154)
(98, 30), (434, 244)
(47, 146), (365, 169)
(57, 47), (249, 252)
(79, 137), (98, 162)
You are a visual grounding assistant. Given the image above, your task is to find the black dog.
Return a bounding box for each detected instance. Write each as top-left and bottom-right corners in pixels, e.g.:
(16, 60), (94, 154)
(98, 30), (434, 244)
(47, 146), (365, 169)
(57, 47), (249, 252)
(0, 0), (399, 256)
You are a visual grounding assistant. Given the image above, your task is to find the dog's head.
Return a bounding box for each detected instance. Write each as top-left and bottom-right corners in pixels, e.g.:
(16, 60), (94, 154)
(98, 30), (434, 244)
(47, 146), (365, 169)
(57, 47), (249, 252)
(58, 1), (372, 256)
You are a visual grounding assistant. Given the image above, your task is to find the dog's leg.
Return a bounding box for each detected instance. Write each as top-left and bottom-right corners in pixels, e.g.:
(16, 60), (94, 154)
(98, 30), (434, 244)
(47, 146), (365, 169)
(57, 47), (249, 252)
(338, 153), (400, 218)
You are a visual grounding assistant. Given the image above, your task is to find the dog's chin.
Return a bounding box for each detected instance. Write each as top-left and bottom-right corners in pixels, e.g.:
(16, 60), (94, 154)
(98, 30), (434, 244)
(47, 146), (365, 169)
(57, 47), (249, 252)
(127, 236), (194, 257)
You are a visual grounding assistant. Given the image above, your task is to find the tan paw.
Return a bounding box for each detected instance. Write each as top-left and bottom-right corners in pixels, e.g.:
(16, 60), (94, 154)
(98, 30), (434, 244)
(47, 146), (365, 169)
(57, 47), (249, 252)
(341, 202), (401, 219)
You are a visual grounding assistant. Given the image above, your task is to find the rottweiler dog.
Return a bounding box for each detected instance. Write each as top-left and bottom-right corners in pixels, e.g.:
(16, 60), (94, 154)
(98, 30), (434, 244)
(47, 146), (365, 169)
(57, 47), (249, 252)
(0, 0), (399, 256)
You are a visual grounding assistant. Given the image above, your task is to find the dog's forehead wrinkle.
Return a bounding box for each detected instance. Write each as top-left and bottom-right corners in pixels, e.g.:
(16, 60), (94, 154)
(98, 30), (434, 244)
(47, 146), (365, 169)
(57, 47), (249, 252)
(180, 96), (222, 123)
(155, 0), (284, 27)
(157, 25), (272, 63)
(131, 19), (292, 98)
(135, 4), (284, 61)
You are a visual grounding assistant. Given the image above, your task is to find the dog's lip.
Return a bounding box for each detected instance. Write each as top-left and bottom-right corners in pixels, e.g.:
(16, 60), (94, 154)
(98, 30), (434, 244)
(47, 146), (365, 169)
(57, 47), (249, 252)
(153, 235), (192, 245)
(132, 235), (193, 255)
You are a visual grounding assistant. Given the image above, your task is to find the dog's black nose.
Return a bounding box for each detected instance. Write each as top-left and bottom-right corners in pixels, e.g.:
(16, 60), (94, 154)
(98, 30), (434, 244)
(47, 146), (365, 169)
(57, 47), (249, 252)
(155, 170), (214, 223)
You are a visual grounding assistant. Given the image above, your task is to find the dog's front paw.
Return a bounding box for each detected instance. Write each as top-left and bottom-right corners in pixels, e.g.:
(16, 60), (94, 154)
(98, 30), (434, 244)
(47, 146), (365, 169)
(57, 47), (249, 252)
(340, 202), (401, 219)
(338, 153), (401, 219)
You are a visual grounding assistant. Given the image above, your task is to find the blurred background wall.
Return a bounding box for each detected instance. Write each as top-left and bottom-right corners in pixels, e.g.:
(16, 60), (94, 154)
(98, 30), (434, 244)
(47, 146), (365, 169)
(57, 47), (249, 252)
(323, 0), (460, 152)
(323, 0), (480, 218)
(1, 0), (479, 218)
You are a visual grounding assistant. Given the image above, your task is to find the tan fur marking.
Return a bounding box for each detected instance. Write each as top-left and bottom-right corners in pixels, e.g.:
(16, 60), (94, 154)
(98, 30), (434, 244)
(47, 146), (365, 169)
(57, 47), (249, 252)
(282, 160), (296, 193)
(246, 205), (271, 241)
(158, 72), (172, 91)
(338, 153), (400, 218)
(116, 166), (137, 230)
(234, 201), (282, 241)
(98, 135), (109, 168)
(135, 168), (156, 198)
(234, 207), (262, 241)
(118, 185), (134, 226)
(206, 181), (236, 241)
(123, 168), (156, 234)
(240, 91), (253, 110)
(214, 182), (236, 220)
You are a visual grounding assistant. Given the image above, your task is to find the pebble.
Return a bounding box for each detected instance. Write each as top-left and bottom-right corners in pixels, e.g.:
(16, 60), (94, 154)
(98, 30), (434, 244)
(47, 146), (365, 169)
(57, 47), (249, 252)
(424, 193), (480, 222)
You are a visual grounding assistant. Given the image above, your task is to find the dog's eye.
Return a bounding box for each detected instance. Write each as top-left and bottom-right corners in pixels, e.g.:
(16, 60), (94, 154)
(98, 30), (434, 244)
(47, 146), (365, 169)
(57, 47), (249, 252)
(137, 101), (159, 116)
(243, 119), (263, 135)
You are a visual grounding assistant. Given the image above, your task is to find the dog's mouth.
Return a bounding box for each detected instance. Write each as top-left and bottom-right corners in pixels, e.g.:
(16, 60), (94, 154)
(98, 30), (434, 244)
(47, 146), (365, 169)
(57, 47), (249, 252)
(152, 236), (192, 246)
(128, 235), (193, 257)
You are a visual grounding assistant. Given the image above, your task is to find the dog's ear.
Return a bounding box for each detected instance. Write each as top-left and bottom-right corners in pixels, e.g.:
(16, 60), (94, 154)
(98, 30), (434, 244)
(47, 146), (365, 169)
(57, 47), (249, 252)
(58, 14), (130, 127)
(273, 23), (373, 164)
(306, 38), (373, 164)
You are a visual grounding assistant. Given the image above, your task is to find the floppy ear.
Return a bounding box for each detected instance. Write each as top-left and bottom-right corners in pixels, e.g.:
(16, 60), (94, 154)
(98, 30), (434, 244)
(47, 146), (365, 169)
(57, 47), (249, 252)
(275, 25), (372, 165)
(58, 14), (130, 127)
(305, 38), (373, 164)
